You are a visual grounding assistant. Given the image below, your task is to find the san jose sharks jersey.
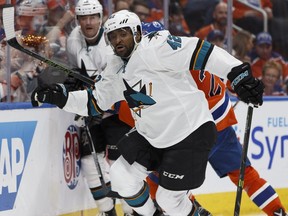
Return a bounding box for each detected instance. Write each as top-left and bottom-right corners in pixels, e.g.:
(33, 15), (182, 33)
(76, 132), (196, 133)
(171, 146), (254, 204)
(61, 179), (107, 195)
(64, 30), (242, 148)
(66, 26), (113, 77)
(191, 70), (237, 131)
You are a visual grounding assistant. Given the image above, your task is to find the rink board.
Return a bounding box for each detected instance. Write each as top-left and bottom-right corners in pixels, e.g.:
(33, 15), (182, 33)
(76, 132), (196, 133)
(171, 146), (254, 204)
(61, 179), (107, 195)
(0, 97), (287, 216)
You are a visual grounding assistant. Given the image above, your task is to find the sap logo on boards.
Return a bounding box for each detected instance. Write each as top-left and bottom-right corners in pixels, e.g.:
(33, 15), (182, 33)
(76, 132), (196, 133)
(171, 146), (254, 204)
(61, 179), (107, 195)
(63, 125), (81, 189)
(0, 121), (36, 211)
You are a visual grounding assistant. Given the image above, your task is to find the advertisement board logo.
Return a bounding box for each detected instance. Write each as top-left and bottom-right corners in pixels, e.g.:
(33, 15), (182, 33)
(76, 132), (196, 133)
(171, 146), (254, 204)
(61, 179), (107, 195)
(63, 125), (80, 189)
(233, 116), (288, 169)
(0, 121), (36, 211)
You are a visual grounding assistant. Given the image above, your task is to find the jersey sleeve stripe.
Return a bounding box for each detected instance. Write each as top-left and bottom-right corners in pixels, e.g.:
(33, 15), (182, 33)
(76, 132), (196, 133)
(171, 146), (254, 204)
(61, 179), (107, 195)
(212, 92), (230, 121)
(190, 39), (202, 70)
(190, 39), (214, 71)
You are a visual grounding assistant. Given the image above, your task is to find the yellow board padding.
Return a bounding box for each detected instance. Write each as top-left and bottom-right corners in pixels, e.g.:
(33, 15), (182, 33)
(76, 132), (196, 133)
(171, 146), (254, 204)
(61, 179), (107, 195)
(60, 188), (288, 216)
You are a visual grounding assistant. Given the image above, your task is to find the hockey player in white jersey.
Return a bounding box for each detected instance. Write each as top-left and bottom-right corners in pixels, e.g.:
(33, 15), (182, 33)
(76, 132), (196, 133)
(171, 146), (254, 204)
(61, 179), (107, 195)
(66, 2), (134, 216)
(31, 10), (264, 216)
(66, 1), (116, 216)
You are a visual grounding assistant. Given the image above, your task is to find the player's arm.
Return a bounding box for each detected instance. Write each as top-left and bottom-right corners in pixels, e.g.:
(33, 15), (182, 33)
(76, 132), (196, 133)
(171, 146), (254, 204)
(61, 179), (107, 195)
(31, 84), (103, 116)
(189, 38), (264, 106)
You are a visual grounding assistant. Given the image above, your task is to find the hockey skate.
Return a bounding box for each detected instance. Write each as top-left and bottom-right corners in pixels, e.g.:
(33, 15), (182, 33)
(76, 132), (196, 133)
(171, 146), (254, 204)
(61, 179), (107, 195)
(192, 199), (212, 216)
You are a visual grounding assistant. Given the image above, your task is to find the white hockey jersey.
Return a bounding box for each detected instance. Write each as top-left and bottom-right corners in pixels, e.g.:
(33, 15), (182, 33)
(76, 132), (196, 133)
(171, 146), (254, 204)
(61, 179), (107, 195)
(66, 26), (113, 77)
(64, 30), (242, 148)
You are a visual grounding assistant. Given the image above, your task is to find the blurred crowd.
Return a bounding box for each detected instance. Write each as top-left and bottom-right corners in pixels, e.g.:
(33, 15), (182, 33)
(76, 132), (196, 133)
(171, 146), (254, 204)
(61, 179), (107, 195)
(1, 0), (288, 102)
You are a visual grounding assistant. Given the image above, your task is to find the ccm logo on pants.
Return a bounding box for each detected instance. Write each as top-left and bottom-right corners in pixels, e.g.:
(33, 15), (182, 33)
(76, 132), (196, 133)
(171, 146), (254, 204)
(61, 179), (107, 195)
(163, 171), (184, 179)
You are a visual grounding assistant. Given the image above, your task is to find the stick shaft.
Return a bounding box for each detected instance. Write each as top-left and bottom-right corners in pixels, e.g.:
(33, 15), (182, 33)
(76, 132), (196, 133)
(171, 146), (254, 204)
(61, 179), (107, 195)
(234, 105), (254, 216)
(7, 38), (95, 86)
(3, 6), (94, 86)
(84, 120), (108, 191)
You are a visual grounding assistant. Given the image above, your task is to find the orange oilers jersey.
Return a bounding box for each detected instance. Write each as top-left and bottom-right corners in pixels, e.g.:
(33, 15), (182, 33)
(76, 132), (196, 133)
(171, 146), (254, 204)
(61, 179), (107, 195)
(191, 69), (238, 131)
(118, 100), (135, 128)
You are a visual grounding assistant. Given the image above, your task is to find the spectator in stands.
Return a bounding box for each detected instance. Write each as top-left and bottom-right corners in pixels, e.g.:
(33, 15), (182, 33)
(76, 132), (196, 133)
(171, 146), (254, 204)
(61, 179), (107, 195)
(131, 0), (151, 22)
(0, 43), (22, 102)
(45, 0), (75, 59)
(223, 0), (273, 35)
(114, 0), (130, 12)
(3, 0), (49, 102)
(250, 31), (288, 82)
(261, 60), (286, 96)
(194, 1), (232, 40)
(145, 0), (164, 22)
(0, 72), (23, 102)
(179, 0), (219, 35)
(38, 0), (76, 85)
(15, 0), (48, 36)
(1, 41), (37, 103)
(168, 1), (191, 36)
(206, 29), (225, 48)
(232, 30), (254, 63)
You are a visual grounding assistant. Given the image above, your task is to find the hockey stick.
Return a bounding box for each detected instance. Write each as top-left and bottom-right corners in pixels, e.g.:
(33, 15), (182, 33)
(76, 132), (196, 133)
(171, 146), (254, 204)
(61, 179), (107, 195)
(83, 117), (122, 199)
(84, 118), (109, 190)
(2, 6), (95, 87)
(234, 104), (254, 216)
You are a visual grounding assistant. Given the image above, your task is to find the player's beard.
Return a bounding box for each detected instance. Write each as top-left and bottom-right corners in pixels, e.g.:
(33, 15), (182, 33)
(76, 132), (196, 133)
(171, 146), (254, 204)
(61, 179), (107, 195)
(114, 42), (135, 59)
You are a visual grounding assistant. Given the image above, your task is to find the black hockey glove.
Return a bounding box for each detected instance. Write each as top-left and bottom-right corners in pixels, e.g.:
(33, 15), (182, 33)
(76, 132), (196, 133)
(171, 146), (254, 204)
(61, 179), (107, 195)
(31, 83), (68, 108)
(228, 63), (264, 106)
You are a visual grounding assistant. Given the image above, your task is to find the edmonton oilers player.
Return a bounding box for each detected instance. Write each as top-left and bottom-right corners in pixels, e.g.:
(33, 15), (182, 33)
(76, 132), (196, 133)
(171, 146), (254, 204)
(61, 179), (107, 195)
(142, 20), (287, 216)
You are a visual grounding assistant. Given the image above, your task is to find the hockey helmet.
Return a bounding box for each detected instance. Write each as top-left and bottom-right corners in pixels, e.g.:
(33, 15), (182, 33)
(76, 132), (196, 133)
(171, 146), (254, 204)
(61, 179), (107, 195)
(75, 0), (103, 18)
(17, 0), (48, 16)
(104, 10), (142, 39)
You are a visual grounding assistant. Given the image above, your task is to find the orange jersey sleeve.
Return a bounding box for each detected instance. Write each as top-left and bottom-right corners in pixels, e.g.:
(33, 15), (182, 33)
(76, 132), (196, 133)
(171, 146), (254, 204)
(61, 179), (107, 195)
(191, 70), (238, 131)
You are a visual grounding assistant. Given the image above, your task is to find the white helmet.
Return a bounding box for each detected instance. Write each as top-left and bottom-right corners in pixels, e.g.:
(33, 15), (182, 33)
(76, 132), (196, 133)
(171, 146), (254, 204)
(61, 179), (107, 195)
(75, 0), (103, 18)
(104, 10), (142, 38)
(17, 0), (48, 16)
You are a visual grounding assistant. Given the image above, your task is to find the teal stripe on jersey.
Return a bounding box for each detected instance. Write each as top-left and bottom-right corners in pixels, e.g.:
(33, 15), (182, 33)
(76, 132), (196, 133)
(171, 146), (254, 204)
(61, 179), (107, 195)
(194, 41), (211, 70)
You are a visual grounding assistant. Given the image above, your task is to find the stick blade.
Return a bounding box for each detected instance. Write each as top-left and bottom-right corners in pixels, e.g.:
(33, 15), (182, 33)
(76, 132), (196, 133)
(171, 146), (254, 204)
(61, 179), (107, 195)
(3, 5), (15, 40)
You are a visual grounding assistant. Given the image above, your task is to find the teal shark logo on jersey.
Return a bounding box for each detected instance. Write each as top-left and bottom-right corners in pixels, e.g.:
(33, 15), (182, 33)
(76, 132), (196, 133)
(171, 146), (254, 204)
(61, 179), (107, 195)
(123, 79), (156, 117)
(146, 31), (161, 41)
(0, 121), (36, 211)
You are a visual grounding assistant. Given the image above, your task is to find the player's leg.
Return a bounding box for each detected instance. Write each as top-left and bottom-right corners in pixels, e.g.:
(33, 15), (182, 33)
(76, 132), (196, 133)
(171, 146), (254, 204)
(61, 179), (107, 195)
(110, 156), (157, 215)
(101, 114), (139, 216)
(110, 129), (164, 215)
(80, 120), (116, 215)
(209, 126), (287, 215)
(156, 121), (217, 215)
(229, 166), (287, 216)
(81, 154), (116, 215)
(146, 171), (212, 216)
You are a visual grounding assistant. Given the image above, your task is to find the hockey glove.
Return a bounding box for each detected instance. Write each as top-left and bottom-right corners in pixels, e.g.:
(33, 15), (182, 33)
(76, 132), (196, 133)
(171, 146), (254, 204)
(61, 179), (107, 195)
(31, 83), (68, 108)
(228, 63), (264, 106)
